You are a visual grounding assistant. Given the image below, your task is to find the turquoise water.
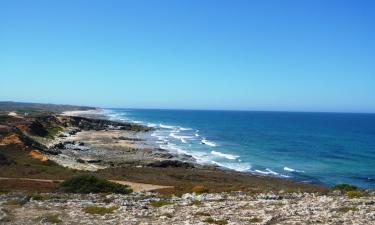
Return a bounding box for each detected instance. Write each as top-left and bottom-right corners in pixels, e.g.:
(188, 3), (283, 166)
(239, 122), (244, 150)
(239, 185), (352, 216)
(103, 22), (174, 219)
(104, 109), (375, 189)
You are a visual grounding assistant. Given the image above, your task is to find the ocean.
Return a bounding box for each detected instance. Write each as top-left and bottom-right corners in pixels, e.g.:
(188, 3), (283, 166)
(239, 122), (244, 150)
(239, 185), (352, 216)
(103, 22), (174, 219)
(103, 108), (375, 189)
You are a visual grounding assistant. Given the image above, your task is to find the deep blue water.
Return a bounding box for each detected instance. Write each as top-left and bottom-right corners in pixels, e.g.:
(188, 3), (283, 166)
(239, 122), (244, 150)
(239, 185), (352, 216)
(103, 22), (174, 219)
(104, 109), (375, 189)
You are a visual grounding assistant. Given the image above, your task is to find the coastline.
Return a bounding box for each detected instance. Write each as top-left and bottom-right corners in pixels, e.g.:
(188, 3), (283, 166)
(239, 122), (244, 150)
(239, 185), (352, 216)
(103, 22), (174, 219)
(2, 105), (375, 224)
(0, 106), (329, 193)
(56, 109), (323, 189)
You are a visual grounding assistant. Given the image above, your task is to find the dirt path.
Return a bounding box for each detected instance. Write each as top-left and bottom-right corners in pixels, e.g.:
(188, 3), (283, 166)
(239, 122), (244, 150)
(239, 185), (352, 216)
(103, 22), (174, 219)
(0, 177), (172, 192)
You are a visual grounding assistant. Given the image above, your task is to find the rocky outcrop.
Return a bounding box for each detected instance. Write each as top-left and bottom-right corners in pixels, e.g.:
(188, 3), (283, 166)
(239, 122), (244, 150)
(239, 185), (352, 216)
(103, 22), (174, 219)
(60, 116), (152, 132)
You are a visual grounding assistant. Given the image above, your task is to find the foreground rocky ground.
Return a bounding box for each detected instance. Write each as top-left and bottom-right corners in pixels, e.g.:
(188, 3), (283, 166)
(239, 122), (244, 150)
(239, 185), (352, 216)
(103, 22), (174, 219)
(0, 191), (374, 225)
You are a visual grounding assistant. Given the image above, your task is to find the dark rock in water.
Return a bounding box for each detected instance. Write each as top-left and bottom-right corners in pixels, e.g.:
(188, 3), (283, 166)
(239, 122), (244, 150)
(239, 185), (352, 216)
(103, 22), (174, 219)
(58, 134), (67, 138)
(78, 142), (84, 146)
(148, 160), (194, 168)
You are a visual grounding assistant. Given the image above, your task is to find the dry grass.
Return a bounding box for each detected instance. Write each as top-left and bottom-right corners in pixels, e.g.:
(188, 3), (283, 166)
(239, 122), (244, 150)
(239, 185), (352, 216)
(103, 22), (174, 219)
(83, 205), (119, 215)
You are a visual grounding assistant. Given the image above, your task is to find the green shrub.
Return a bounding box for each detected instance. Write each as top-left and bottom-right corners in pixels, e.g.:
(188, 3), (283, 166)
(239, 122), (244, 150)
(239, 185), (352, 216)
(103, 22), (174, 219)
(346, 191), (363, 198)
(332, 184), (358, 192)
(203, 217), (228, 225)
(248, 217), (262, 223)
(58, 174), (132, 194)
(189, 200), (202, 206)
(338, 206), (358, 213)
(83, 205), (119, 215)
(46, 127), (63, 139)
(196, 211), (211, 216)
(149, 200), (173, 207)
(35, 213), (61, 224)
(0, 115), (12, 122)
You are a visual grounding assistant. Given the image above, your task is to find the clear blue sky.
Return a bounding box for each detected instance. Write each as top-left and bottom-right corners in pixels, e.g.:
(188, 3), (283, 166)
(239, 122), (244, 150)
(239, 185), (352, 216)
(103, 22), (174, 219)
(1, 0), (374, 112)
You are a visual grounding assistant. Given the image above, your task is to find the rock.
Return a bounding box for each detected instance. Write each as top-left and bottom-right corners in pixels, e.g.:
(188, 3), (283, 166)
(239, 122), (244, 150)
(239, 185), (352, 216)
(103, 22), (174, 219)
(148, 160), (194, 168)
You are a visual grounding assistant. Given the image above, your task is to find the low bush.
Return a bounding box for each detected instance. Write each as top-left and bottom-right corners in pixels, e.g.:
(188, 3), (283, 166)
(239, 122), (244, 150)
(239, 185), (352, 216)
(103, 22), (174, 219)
(149, 200), (173, 207)
(161, 212), (173, 218)
(203, 217), (228, 225)
(332, 184), (358, 192)
(27, 192), (51, 201)
(189, 200), (202, 206)
(83, 205), (119, 215)
(196, 211), (211, 216)
(346, 191), (363, 198)
(35, 213), (61, 224)
(338, 206), (358, 213)
(192, 185), (209, 194)
(248, 217), (262, 223)
(58, 174), (132, 194)
(46, 127), (63, 139)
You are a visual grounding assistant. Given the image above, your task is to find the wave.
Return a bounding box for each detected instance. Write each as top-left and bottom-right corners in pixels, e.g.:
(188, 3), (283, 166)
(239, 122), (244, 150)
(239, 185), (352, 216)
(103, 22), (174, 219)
(255, 168), (290, 178)
(255, 168), (279, 175)
(211, 161), (251, 172)
(147, 123), (157, 127)
(283, 166), (304, 173)
(211, 150), (239, 160)
(159, 124), (176, 129)
(201, 139), (217, 147)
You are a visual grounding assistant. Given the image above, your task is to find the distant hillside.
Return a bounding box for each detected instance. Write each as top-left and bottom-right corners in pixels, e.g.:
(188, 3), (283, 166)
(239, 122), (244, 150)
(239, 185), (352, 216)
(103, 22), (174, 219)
(0, 101), (97, 113)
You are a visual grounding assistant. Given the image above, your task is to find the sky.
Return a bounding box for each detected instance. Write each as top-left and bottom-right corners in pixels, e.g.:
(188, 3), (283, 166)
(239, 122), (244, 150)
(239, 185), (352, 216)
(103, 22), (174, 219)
(0, 0), (374, 113)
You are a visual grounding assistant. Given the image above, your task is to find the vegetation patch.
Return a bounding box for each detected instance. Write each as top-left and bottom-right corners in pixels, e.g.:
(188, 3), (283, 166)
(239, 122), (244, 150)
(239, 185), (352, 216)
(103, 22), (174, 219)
(83, 205), (119, 215)
(161, 212), (173, 218)
(338, 206), (358, 213)
(0, 188), (10, 195)
(46, 127), (63, 139)
(332, 184), (358, 192)
(58, 174), (132, 194)
(203, 217), (228, 225)
(248, 217), (262, 223)
(346, 191), (363, 198)
(35, 213), (62, 224)
(149, 200), (173, 207)
(192, 185), (209, 194)
(27, 192), (51, 201)
(189, 200), (202, 206)
(4, 196), (30, 206)
(196, 211), (211, 217)
(0, 115), (13, 122)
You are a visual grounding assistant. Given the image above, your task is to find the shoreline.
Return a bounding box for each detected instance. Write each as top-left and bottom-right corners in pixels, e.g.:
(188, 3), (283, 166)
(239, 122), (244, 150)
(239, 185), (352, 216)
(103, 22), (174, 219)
(60, 109), (325, 188)
(1, 106), (358, 193)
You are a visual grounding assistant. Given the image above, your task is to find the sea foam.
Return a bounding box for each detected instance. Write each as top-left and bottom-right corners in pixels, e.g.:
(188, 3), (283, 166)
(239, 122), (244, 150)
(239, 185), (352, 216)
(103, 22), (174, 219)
(201, 139), (217, 147)
(211, 150), (239, 160)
